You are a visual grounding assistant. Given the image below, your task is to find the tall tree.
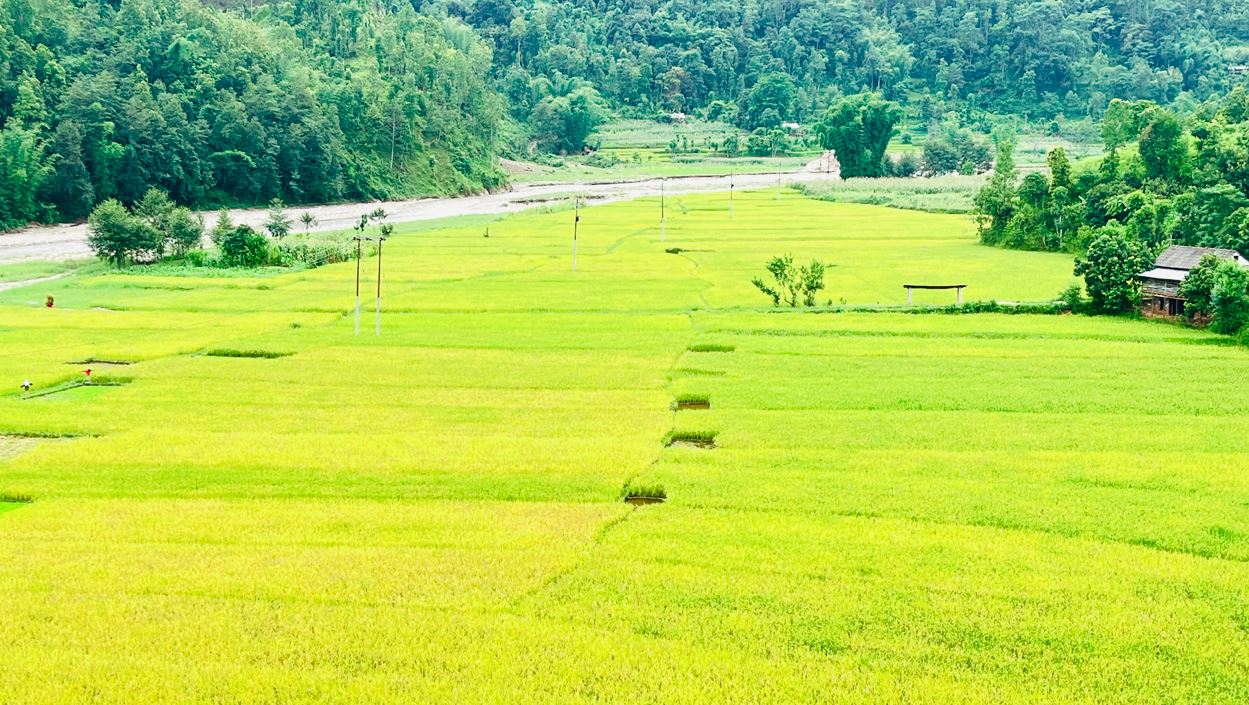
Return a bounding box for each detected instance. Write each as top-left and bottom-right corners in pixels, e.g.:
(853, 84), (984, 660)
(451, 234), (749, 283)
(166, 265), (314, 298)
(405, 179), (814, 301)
(813, 93), (902, 178)
(1074, 227), (1153, 313)
(0, 121), (53, 229)
(1139, 111), (1188, 185)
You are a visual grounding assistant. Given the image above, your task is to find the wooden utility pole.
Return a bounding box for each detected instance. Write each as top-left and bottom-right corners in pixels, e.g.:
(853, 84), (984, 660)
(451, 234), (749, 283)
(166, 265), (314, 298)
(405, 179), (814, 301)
(375, 235), (385, 336)
(660, 178), (666, 242)
(353, 236), (364, 336)
(572, 196), (580, 272)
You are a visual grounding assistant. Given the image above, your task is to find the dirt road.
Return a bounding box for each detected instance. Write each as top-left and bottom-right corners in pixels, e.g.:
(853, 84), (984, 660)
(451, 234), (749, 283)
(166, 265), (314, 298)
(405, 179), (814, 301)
(0, 162), (839, 264)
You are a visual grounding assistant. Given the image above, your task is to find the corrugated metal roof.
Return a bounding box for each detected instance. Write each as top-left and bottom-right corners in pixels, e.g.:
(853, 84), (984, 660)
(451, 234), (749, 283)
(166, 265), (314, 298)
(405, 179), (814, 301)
(1154, 245), (1247, 270)
(1138, 268), (1187, 282)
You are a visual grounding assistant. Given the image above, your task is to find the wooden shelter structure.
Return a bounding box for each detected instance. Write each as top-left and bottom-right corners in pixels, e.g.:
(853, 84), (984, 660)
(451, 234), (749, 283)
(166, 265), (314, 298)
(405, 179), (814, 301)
(1137, 245), (1248, 319)
(904, 284), (966, 305)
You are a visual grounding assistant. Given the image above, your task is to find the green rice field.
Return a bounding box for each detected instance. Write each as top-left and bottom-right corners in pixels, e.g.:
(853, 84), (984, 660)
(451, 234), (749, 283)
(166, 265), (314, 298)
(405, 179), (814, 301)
(2, 191), (1248, 703)
(513, 119), (811, 183)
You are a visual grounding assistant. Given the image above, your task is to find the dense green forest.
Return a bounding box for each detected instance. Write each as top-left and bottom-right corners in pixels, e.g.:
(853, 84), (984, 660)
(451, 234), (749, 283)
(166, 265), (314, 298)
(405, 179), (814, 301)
(6, 0), (1249, 229)
(972, 89), (1249, 332)
(976, 91), (1249, 256)
(0, 0), (505, 229)
(442, 0), (1249, 128)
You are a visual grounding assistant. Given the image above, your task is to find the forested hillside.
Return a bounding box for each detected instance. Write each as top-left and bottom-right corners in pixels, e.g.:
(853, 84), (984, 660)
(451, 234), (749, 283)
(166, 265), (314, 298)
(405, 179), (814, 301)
(0, 0), (505, 229)
(6, 0), (1249, 229)
(445, 0), (1249, 126)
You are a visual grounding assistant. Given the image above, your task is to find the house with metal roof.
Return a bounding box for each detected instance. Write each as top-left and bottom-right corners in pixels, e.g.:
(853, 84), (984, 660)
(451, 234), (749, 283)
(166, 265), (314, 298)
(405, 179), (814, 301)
(1138, 245), (1249, 318)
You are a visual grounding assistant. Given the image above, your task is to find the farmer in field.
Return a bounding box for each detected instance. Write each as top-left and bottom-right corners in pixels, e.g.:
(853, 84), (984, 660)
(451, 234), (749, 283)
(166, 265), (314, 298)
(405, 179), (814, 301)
(21, 379), (31, 393)
(45, 295), (54, 308)
(83, 368), (92, 384)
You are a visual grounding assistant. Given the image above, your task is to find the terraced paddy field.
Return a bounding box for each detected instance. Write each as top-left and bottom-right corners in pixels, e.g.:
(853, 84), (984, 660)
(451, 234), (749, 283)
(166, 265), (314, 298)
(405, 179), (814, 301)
(2, 191), (1248, 703)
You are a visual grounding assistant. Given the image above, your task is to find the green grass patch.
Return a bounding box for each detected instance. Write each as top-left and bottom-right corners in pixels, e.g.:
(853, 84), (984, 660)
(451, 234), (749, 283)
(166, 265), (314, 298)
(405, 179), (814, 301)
(672, 393), (710, 411)
(688, 343), (735, 353)
(797, 175), (985, 214)
(203, 348), (292, 359)
(66, 358), (133, 365)
(672, 368), (727, 377)
(620, 479), (667, 505)
(664, 430), (718, 449)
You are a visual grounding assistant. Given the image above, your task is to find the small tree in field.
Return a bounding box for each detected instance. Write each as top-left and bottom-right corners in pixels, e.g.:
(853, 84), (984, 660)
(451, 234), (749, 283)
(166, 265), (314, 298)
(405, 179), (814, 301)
(299, 211), (317, 234)
(134, 188), (202, 255)
(210, 209), (235, 247)
(87, 199), (159, 267)
(164, 208), (205, 255)
(752, 254), (826, 307)
(219, 225), (270, 267)
(264, 198), (292, 239)
(1073, 226), (1152, 313)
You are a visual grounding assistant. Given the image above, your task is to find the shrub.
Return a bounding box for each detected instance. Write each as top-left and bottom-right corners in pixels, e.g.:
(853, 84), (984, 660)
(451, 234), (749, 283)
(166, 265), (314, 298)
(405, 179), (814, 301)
(210, 209), (235, 247)
(583, 151), (620, 168)
(892, 153), (920, 177)
(276, 239), (353, 267)
(752, 254), (826, 307)
(1059, 282), (1086, 313)
(665, 430), (717, 447)
(87, 199), (160, 267)
(204, 349), (291, 359)
(1073, 227), (1152, 313)
(619, 480), (666, 501)
(133, 189), (204, 256)
(1210, 262), (1249, 334)
(1179, 255), (1221, 319)
(185, 249), (210, 267)
(218, 225), (271, 267)
(264, 198), (292, 239)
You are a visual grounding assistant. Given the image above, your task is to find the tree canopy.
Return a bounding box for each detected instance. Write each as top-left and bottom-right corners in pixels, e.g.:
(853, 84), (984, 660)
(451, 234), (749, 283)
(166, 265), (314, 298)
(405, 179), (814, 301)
(813, 93), (902, 178)
(0, 0), (507, 229)
(450, 0), (1249, 123)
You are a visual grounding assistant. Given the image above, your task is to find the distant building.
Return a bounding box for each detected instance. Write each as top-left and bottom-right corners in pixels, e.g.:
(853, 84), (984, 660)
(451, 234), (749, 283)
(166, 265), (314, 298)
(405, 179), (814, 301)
(1230, 65), (1249, 75)
(1137, 245), (1249, 318)
(667, 112), (687, 124)
(781, 121), (803, 135)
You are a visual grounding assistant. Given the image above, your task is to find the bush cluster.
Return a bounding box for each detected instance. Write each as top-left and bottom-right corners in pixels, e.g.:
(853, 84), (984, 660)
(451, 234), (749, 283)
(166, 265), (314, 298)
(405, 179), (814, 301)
(87, 189), (203, 267)
(752, 254), (827, 307)
(88, 192), (353, 271)
(1178, 255), (1249, 334)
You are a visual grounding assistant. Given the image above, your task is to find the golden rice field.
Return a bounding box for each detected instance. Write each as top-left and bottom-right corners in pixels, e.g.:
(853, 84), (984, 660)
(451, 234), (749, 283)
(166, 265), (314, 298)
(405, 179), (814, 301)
(2, 191), (1248, 703)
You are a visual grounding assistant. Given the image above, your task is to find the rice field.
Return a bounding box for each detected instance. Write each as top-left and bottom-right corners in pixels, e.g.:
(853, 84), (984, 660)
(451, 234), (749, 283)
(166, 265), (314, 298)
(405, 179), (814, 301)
(2, 191), (1248, 703)
(513, 119), (811, 183)
(797, 175), (986, 213)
